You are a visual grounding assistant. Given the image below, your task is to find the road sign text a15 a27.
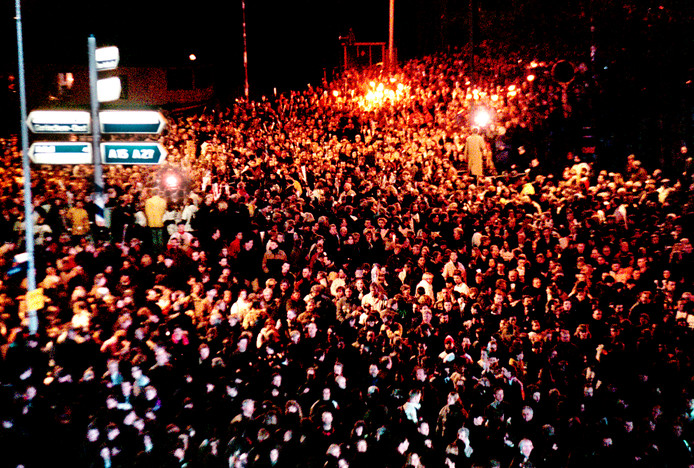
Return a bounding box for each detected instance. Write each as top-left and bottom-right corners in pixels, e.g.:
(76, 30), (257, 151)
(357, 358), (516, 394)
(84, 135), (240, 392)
(102, 142), (167, 165)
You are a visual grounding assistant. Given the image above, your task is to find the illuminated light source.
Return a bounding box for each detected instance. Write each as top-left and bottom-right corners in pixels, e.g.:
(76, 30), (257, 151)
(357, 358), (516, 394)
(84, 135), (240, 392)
(332, 90), (339, 97)
(530, 61), (538, 68)
(527, 74), (536, 82)
(473, 109), (491, 127)
(508, 85), (516, 92)
(58, 72), (75, 90)
(491, 94), (499, 102)
(353, 80), (410, 110)
(165, 174), (180, 188)
(189, 54), (197, 61)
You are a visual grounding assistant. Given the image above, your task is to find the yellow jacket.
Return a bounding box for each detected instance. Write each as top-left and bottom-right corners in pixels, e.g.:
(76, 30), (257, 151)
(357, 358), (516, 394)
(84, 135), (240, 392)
(144, 195), (167, 228)
(66, 206), (90, 235)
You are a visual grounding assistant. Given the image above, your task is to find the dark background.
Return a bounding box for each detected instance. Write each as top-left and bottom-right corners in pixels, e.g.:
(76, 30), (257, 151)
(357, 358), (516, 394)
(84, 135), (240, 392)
(2, 0), (400, 97)
(3, 0), (692, 98)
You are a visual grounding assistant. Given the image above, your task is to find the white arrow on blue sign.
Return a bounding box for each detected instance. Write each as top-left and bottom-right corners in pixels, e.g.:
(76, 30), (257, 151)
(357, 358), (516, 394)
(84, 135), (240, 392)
(100, 110), (167, 134)
(29, 142), (92, 164)
(101, 142), (167, 165)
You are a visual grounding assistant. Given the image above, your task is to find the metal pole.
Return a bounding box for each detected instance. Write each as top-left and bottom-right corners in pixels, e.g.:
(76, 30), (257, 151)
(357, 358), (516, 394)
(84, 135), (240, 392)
(88, 36), (105, 230)
(242, 0), (249, 99)
(388, 0), (395, 71)
(469, 0), (475, 79)
(589, 0), (596, 81)
(15, 0), (38, 335)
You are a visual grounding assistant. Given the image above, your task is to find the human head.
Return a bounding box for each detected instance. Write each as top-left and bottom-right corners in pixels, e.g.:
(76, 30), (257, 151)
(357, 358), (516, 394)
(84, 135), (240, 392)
(519, 438), (533, 458)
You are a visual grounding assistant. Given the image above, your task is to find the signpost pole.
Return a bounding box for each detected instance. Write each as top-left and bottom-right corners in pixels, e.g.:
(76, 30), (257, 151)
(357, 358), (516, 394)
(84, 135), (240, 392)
(15, 0), (38, 335)
(388, 0), (395, 71)
(88, 35), (106, 229)
(241, 0), (249, 99)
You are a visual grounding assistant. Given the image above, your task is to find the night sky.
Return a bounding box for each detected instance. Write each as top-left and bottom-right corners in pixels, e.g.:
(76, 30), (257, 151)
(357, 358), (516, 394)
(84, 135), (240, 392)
(2, 0), (417, 96)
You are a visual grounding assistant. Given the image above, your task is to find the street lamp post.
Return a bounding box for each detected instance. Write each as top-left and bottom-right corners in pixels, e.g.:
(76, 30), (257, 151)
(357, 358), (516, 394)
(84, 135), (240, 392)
(469, 0), (476, 78)
(388, 0), (395, 70)
(88, 36), (105, 231)
(242, 0), (249, 99)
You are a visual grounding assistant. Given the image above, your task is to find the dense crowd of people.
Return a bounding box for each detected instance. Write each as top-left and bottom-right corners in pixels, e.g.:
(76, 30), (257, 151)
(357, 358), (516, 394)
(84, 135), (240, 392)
(0, 40), (693, 468)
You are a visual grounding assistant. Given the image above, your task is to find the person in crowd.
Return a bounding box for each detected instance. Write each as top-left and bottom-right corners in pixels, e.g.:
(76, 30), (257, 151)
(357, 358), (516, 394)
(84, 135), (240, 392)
(144, 188), (167, 253)
(464, 127), (491, 179)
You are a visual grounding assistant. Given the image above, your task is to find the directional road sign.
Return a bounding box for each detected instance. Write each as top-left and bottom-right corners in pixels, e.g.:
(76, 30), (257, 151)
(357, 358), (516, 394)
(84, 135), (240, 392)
(100, 110), (167, 134)
(95, 46), (119, 71)
(26, 110), (90, 134)
(97, 77), (122, 102)
(29, 142), (92, 164)
(101, 142), (167, 165)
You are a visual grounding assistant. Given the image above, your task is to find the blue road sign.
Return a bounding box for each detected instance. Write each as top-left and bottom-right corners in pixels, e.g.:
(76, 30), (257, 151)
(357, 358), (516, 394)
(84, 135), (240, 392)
(28, 142), (92, 164)
(100, 110), (166, 134)
(101, 142), (167, 165)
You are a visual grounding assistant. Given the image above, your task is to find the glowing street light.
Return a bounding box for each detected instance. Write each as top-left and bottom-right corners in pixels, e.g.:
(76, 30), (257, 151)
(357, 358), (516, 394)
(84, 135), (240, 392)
(165, 174), (180, 188)
(473, 108), (491, 127)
